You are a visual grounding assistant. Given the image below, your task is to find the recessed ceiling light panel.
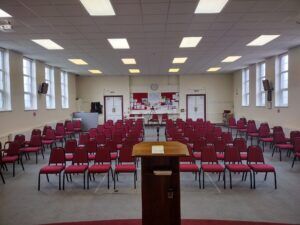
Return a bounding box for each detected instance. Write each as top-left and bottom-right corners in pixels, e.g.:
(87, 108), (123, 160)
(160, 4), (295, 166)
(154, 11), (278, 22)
(0, 9), (12, 17)
(129, 69), (140, 74)
(32, 39), (63, 50)
(108, 38), (130, 49)
(247, 35), (280, 46)
(68, 59), (88, 65)
(173, 57), (188, 64)
(222, 56), (241, 63)
(89, 69), (102, 74)
(179, 37), (202, 48)
(122, 58), (136, 64)
(80, 0), (115, 16)
(207, 67), (221, 72)
(195, 0), (229, 14)
(169, 68), (180, 73)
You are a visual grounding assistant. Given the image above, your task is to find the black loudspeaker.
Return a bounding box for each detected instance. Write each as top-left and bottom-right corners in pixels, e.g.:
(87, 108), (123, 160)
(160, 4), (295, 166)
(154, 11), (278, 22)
(267, 90), (272, 102)
(91, 102), (103, 114)
(262, 79), (271, 91)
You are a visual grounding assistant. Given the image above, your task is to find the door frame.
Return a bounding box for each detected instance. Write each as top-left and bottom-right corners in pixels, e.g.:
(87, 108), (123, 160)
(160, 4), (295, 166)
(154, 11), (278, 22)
(104, 95), (124, 122)
(186, 94), (206, 121)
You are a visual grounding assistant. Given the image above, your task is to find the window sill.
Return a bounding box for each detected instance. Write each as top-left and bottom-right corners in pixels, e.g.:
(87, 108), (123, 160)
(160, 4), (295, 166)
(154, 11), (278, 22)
(24, 108), (37, 111)
(0, 109), (12, 112)
(46, 108), (56, 110)
(62, 107), (70, 110)
(256, 105), (266, 108)
(241, 105), (250, 107)
(274, 105), (288, 108)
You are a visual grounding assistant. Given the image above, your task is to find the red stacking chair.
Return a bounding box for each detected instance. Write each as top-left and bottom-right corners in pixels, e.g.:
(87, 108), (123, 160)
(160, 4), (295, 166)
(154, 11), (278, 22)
(114, 145), (137, 189)
(0, 143), (6, 184)
(246, 120), (259, 145)
(161, 114), (168, 123)
(213, 127), (222, 138)
(214, 139), (226, 160)
(179, 146), (200, 188)
(55, 123), (66, 144)
(224, 145), (252, 189)
(236, 119), (247, 138)
(272, 132), (294, 161)
(104, 128), (112, 140)
(79, 133), (90, 146)
(233, 138), (248, 160)
(148, 114), (159, 125)
(87, 146), (114, 189)
(106, 141), (118, 161)
(32, 129), (42, 136)
(65, 139), (77, 162)
(258, 123), (273, 151)
(63, 146), (89, 190)
(38, 147), (65, 191)
(73, 120), (82, 134)
(192, 138), (206, 160)
(206, 132), (217, 145)
(42, 128), (57, 150)
(292, 138), (300, 168)
(228, 117), (237, 133)
(4, 134), (26, 149)
(88, 128), (98, 140)
(200, 145), (225, 189)
(221, 132), (233, 145)
(1, 141), (24, 176)
(65, 121), (75, 138)
(290, 131), (300, 146)
(95, 133), (106, 146)
(20, 135), (43, 164)
(86, 139), (97, 161)
(248, 145), (277, 189)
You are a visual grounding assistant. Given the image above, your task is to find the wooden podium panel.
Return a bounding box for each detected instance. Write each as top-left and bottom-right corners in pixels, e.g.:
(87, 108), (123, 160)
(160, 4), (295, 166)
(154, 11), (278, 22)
(133, 142), (189, 225)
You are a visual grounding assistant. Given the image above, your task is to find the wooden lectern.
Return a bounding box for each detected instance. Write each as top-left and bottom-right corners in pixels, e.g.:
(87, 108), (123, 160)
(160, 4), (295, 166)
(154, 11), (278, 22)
(133, 141), (189, 225)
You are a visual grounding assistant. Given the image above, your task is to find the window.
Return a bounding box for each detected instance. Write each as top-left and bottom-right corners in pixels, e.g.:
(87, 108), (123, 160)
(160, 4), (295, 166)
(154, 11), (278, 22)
(45, 66), (55, 109)
(60, 71), (69, 109)
(256, 62), (266, 106)
(0, 49), (11, 111)
(23, 58), (37, 110)
(242, 68), (250, 106)
(276, 54), (288, 106)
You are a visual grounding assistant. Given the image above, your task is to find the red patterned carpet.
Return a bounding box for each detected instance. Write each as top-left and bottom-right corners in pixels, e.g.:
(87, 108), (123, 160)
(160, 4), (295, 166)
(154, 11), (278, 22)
(44, 219), (295, 225)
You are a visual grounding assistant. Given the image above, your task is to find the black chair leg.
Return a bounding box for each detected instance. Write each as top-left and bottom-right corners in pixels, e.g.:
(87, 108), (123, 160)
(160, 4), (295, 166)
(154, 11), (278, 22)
(292, 156), (296, 168)
(223, 171), (226, 189)
(274, 172), (277, 189)
(83, 172), (86, 189)
(229, 171), (232, 189)
(63, 173), (65, 190)
(253, 172), (256, 189)
(46, 174), (49, 182)
(38, 173), (41, 190)
(59, 173), (61, 190)
(87, 173), (90, 189)
(13, 163), (15, 177)
(264, 172), (268, 181)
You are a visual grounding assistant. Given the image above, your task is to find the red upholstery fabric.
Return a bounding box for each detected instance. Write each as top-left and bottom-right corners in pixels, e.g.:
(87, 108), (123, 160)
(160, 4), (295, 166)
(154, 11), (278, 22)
(42, 140), (54, 145)
(65, 165), (88, 173)
(20, 147), (41, 152)
(260, 137), (273, 142)
(65, 154), (73, 161)
(275, 144), (293, 149)
(249, 164), (275, 172)
(115, 164), (136, 172)
(88, 164), (111, 173)
(180, 164), (199, 172)
(110, 152), (118, 160)
(240, 153), (248, 160)
(40, 165), (65, 174)
(216, 153), (224, 160)
(201, 164), (224, 172)
(226, 164), (251, 172)
(193, 152), (201, 159)
(2, 155), (19, 163)
(88, 154), (96, 160)
(248, 133), (259, 137)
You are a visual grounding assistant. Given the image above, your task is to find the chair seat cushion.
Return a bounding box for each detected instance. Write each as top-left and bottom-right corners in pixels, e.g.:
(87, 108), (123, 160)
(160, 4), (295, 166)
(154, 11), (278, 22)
(180, 164), (199, 172)
(201, 164), (224, 172)
(275, 144), (294, 149)
(238, 128), (247, 132)
(248, 132), (259, 137)
(110, 152), (118, 160)
(216, 153), (224, 160)
(66, 131), (74, 135)
(229, 125), (237, 129)
(249, 164), (275, 172)
(193, 152), (201, 160)
(88, 164), (111, 173)
(65, 154), (73, 161)
(117, 144), (122, 150)
(226, 164), (251, 172)
(240, 153), (248, 160)
(42, 140), (54, 145)
(55, 136), (64, 140)
(260, 137), (273, 142)
(88, 154), (96, 160)
(40, 165), (65, 174)
(2, 155), (19, 163)
(74, 128), (81, 132)
(115, 164), (136, 172)
(20, 147), (41, 152)
(65, 165), (88, 173)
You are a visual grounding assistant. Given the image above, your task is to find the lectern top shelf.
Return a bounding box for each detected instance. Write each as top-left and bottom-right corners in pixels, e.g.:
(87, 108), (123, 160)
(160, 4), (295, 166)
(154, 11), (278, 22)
(132, 141), (189, 157)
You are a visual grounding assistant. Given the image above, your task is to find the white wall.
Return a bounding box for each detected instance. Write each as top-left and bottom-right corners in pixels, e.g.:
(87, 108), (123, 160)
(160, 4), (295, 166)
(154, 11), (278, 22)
(0, 50), (77, 142)
(76, 74), (234, 124)
(233, 45), (300, 132)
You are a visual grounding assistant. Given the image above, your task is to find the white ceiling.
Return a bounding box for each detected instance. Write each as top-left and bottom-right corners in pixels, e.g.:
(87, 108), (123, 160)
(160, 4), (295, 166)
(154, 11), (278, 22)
(0, 0), (299, 76)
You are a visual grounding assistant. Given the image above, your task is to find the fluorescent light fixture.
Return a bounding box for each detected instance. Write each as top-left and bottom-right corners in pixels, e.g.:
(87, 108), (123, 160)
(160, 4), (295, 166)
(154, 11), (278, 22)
(195, 0), (229, 14)
(89, 69), (102, 74)
(122, 58), (136, 65)
(32, 39), (63, 50)
(247, 35), (280, 46)
(172, 57), (188, 64)
(222, 56), (241, 63)
(179, 37), (202, 48)
(80, 0), (115, 16)
(68, 59), (88, 65)
(129, 69), (140, 74)
(108, 38), (130, 49)
(207, 67), (221, 72)
(0, 9), (12, 17)
(169, 68), (180, 73)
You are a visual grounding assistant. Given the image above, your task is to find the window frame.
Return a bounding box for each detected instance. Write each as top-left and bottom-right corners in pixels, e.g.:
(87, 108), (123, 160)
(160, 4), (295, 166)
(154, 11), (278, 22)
(0, 49), (11, 111)
(256, 62), (266, 107)
(45, 65), (56, 109)
(60, 71), (69, 109)
(23, 57), (37, 110)
(275, 53), (289, 107)
(242, 68), (250, 106)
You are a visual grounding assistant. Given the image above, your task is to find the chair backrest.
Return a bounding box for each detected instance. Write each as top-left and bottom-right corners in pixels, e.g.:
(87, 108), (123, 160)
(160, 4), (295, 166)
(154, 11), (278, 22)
(73, 120), (81, 129)
(14, 134), (25, 147)
(151, 114), (158, 120)
(224, 145), (242, 163)
(29, 135), (42, 147)
(273, 126), (283, 133)
(106, 141), (117, 153)
(95, 133), (106, 145)
(49, 147), (65, 165)
(258, 123), (270, 137)
(32, 129), (42, 136)
(213, 127), (222, 137)
(206, 132), (217, 144)
(79, 133), (90, 146)
(247, 120), (257, 133)
(237, 119), (245, 129)
(290, 131), (300, 145)
(42, 126), (52, 136)
(44, 128), (56, 140)
(221, 132), (233, 144)
(294, 138), (300, 153)
(94, 146), (111, 163)
(201, 145), (218, 163)
(65, 139), (77, 154)
(72, 146), (88, 164)
(118, 146), (135, 163)
(193, 138), (206, 152)
(88, 128), (98, 139)
(273, 131), (287, 144)
(162, 114), (168, 120)
(85, 139), (97, 154)
(6, 141), (21, 156)
(228, 117), (236, 126)
(233, 138), (247, 153)
(66, 121), (74, 132)
(55, 123), (65, 136)
(214, 139), (226, 153)
(247, 145), (265, 164)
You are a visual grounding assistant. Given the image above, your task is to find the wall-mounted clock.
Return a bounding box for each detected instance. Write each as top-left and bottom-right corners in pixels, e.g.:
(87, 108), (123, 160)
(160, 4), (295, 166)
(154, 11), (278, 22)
(150, 83), (159, 91)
